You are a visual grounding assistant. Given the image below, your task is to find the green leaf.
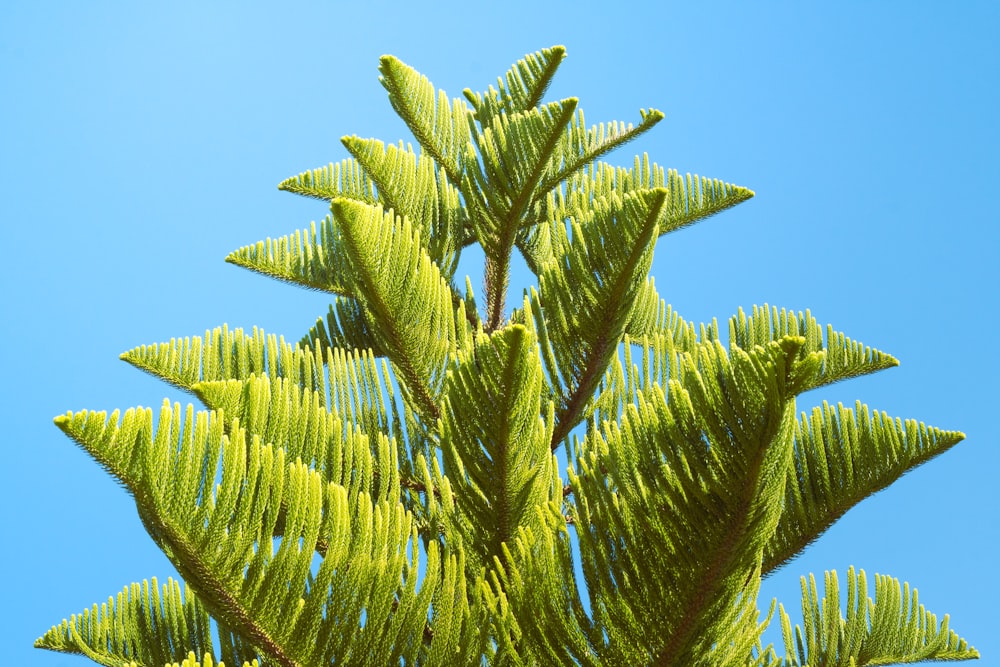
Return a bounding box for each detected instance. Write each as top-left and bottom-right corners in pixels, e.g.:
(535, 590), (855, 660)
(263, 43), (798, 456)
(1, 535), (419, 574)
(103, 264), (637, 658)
(378, 55), (472, 185)
(332, 198), (459, 422)
(341, 136), (465, 278)
(536, 107), (664, 199)
(764, 402), (966, 575)
(300, 297), (383, 357)
(122, 326), (321, 395)
(463, 99), (579, 242)
(538, 188), (667, 448)
(277, 158), (375, 203)
(439, 325), (556, 573)
(463, 45), (567, 127)
(571, 338), (802, 664)
(524, 156), (754, 273)
(35, 577), (257, 667)
(53, 403), (477, 667)
(192, 375), (391, 502)
(778, 567), (979, 665)
(729, 305), (899, 395)
(488, 507), (603, 667)
(225, 216), (352, 296)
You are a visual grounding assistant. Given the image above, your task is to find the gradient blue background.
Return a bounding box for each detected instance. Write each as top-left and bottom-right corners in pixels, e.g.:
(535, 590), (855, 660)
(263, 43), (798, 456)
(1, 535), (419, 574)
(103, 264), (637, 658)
(3, 3), (997, 664)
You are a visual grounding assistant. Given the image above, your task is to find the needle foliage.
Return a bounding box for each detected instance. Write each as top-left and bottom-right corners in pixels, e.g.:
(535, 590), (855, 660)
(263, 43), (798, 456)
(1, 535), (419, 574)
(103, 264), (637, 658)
(37, 46), (978, 666)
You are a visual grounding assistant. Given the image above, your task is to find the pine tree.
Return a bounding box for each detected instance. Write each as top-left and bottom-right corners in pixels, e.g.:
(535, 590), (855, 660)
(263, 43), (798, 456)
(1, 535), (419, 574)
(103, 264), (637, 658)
(36, 46), (979, 667)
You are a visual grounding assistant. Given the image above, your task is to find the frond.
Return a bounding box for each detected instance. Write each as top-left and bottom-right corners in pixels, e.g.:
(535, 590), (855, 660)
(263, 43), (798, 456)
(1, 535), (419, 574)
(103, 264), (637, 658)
(537, 107), (664, 198)
(122, 326), (317, 395)
(378, 55), (473, 185)
(463, 45), (566, 127)
(570, 337), (802, 664)
(584, 307), (702, 440)
(764, 402), (966, 574)
(191, 375), (391, 503)
(488, 507), (602, 667)
(35, 577), (257, 667)
(520, 156), (754, 274)
(225, 216), (352, 296)
(463, 99), (579, 251)
(778, 568), (978, 665)
(121, 326), (405, 447)
(341, 136), (465, 277)
(122, 327), (415, 490)
(300, 297), (382, 357)
(537, 188), (667, 448)
(276, 158), (375, 203)
(53, 403), (483, 666)
(439, 325), (556, 573)
(332, 198), (459, 422)
(729, 305), (899, 395)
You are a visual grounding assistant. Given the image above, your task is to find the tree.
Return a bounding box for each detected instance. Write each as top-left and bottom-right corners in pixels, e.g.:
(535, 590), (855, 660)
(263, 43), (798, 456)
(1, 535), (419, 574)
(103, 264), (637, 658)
(35, 45), (978, 667)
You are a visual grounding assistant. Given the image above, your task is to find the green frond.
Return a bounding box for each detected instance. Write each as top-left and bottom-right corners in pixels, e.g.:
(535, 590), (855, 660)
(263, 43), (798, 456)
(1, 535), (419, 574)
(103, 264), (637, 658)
(378, 55), (473, 185)
(538, 188), (667, 448)
(729, 304), (899, 395)
(660, 167), (755, 234)
(35, 577), (257, 667)
(778, 567), (978, 665)
(439, 325), (556, 573)
(489, 508), (602, 667)
(584, 305), (703, 439)
(571, 338), (802, 664)
(192, 375), (393, 504)
(122, 326), (317, 395)
(463, 45), (567, 127)
(463, 99), (578, 241)
(332, 197), (458, 422)
(53, 402), (480, 666)
(341, 136), (465, 277)
(622, 277), (664, 342)
(518, 156), (753, 276)
(537, 107), (664, 198)
(276, 158), (375, 203)
(225, 216), (352, 295)
(764, 401), (966, 574)
(299, 297), (382, 357)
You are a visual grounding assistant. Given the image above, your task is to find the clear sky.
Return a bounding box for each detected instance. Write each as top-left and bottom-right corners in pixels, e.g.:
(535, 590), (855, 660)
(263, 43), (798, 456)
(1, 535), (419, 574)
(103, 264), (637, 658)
(2, 2), (997, 665)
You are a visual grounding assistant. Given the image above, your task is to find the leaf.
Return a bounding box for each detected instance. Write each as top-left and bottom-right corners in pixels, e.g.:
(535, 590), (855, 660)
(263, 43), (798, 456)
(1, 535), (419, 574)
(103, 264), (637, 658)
(463, 99), (579, 243)
(571, 338), (803, 664)
(191, 375), (391, 503)
(463, 45), (567, 127)
(122, 326), (317, 395)
(53, 403), (480, 667)
(537, 188), (667, 448)
(341, 136), (465, 277)
(35, 577), (257, 667)
(225, 216), (352, 296)
(728, 304), (899, 395)
(439, 325), (555, 572)
(300, 297), (383, 357)
(536, 107), (664, 199)
(378, 55), (473, 185)
(764, 401), (966, 574)
(332, 198), (458, 422)
(277, 158), (375, 203)
(778, 568), (979, 665)
(523, 156), (754, 273)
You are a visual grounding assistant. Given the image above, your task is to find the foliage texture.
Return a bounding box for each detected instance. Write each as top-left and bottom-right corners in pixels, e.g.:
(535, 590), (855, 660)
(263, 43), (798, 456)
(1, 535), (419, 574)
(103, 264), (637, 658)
(38, 46), (977, 666)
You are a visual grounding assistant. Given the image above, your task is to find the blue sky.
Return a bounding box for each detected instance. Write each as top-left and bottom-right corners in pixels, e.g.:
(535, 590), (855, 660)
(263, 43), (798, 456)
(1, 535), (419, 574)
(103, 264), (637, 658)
(2, 2), (997, 664)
